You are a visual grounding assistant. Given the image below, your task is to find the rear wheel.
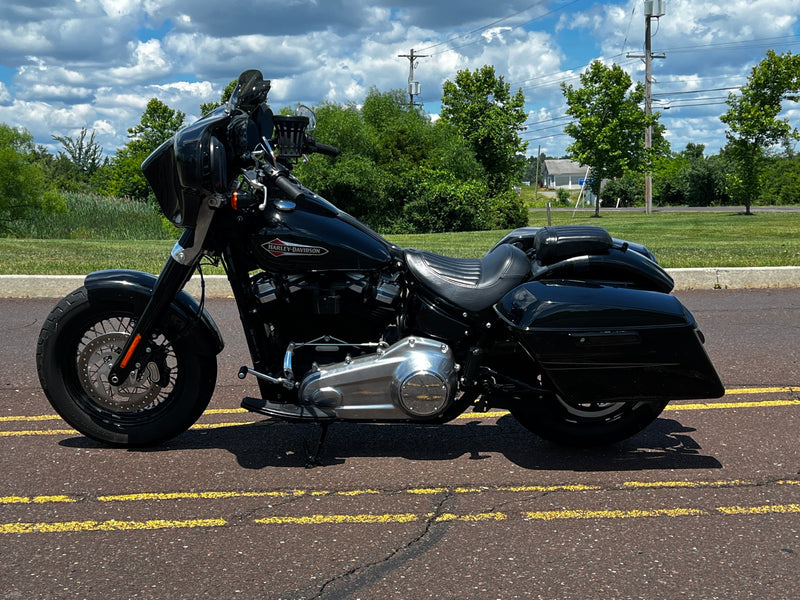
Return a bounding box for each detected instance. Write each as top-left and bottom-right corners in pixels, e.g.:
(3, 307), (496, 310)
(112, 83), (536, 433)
(36, 288), (217, 447)
(510, 392), (668, 446)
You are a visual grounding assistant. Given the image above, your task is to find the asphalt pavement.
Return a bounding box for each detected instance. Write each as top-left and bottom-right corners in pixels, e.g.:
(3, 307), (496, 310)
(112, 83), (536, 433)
(1, 290), (799, 599)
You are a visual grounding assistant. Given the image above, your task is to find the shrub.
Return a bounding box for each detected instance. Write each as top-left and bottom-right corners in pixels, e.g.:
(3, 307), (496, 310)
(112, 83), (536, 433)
(10, 192), (174, 240)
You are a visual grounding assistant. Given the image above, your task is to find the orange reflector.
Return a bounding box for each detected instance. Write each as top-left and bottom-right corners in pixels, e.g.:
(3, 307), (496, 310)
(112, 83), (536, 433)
(231, 190), (239, 210)
(119, 334), (142, 370)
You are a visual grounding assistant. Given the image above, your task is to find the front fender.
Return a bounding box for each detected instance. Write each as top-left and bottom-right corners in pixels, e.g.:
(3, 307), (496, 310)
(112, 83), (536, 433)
(84, 269), (224, 356)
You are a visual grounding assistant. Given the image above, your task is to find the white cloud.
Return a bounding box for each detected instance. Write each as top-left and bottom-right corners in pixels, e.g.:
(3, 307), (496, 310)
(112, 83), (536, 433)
(97, 0), (140, 18)
(0, 0), (797, 159)
(108, 39), (171, 84)
(483, 27), (513, 42)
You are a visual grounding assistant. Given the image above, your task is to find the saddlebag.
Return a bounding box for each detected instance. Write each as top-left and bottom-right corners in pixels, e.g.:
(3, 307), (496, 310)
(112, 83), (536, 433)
(495, 280), (724, 403)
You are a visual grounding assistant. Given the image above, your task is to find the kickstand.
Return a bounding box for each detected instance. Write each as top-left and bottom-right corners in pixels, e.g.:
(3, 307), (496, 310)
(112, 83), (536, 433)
(304, 422), (331, 468)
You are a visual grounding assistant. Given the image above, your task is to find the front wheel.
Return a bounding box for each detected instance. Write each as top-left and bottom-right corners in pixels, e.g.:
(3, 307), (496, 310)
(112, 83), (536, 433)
(510, 393), (669, 446)
(36, 287), (217, 447)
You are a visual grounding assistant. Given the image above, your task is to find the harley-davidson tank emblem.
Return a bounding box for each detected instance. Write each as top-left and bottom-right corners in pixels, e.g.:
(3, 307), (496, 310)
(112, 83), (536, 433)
(263, 238), (329, 258)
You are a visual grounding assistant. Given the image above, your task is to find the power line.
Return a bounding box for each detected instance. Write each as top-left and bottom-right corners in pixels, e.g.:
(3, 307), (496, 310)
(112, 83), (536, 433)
(523, 113), (570, 127)
(665, 34), (800, 54)
(525, 131), (571, 142)
(660, 100), (730, 109)
(510, 34), (798, 97)
(418, 0), (552, 54)
(521, 121), (571, 137)
(419, 0), (582, 57)
(656, 86), (741, 96)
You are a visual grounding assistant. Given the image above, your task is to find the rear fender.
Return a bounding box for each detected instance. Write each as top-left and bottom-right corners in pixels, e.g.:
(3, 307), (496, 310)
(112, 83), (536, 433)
(84, 269), (224, 356)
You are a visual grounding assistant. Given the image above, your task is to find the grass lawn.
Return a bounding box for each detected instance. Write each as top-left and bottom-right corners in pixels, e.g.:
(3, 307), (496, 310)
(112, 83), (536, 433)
(1, 210), (799, 274)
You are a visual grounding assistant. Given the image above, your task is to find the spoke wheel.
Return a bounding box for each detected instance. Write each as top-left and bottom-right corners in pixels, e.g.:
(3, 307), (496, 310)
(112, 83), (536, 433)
(510, 388), (668, 447)
(37, 288), (217, 447)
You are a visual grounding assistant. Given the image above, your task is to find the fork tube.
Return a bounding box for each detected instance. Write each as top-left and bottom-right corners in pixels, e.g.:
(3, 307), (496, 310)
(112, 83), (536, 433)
(107, 234), (197, 385)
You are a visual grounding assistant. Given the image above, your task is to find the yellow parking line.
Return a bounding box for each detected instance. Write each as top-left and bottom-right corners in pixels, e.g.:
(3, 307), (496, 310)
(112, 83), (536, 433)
(3, 502), (799, 534)
(716, 504), (800, 516)
(0, 414), (62, 422)
(665, 399), (800, 411)
(621, 479), (754, 489)
(725, 386), (799, 395)
(1, 389), (797, 436)
(256, 513), (418, 525)
(0, 429), (76, 437)
(0, 495), (76, 504)
(525, 507), (707, 521)
(55, 478), (800, 506)
(0, 518), (226, 535)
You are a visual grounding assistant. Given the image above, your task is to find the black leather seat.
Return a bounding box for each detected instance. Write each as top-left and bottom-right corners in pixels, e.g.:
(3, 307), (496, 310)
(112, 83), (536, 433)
(404, 244), (531, 312)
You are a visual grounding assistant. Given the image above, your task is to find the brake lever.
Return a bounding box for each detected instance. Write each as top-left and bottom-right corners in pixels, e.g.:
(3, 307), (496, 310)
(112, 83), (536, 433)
(241, 168), (269, 211)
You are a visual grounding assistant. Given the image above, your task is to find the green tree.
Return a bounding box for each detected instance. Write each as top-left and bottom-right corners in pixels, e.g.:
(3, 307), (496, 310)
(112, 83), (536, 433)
(651, 145), (731, 207)
(0, 124), (63, 234)
(294, 93), (513, 233)
(50, 127), (105, 191)
(440, 65), (528, 195)
(601, 172), (645, 207)
(104, 98), (185, 200)
(52, 128), (103, 176)
(561, 61), (661, 216)
(127, 98), (185, 153)
(720, 50), (800, 214)
(200, 79), (238, 115)
(758, 151), (800, 205)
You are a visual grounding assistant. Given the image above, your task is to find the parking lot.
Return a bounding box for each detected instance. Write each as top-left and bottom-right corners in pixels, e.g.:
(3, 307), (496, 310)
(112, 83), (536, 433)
(1, 290), (798, 599)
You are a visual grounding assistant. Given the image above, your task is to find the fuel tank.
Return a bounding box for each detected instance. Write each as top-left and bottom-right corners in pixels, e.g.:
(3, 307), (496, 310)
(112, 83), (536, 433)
(251, 191), (396, 273)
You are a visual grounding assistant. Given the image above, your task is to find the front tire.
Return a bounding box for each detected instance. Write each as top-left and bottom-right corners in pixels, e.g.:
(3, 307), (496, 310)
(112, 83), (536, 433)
(36, 287), (217, 447)
(510, 393), (668, 446)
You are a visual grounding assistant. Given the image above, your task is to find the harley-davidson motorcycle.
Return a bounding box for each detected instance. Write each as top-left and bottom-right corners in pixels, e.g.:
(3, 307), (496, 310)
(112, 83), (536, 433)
(36, 70), (724, 462)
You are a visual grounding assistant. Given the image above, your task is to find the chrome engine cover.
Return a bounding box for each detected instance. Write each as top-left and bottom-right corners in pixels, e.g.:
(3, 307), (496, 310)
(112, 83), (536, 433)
(298, 337), (457, 420)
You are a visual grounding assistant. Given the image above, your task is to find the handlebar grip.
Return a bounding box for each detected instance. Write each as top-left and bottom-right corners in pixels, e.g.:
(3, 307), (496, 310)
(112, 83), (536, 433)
(315, 142), (340, 157)
(273, 172), (305, 202)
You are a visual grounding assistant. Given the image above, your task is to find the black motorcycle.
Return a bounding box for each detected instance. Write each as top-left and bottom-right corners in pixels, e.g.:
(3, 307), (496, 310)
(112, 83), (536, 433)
(36, 70), (724, 461)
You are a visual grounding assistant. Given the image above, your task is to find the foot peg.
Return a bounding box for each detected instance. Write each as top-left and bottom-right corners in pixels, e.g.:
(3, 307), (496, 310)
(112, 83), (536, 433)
(238, 366), (295, 389)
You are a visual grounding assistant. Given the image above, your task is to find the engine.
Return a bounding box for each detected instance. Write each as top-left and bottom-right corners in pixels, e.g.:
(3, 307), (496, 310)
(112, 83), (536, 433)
(298, 336), (458, 420)
(249, 271), (459, 420)
(251, 270), (402, 372)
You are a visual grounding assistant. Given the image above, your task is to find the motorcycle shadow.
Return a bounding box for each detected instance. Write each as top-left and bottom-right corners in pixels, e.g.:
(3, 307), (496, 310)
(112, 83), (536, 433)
(61, 413), (722, 472)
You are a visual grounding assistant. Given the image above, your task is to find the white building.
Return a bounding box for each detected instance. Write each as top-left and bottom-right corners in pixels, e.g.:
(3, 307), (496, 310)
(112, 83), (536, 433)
(542, 159), (591, 190)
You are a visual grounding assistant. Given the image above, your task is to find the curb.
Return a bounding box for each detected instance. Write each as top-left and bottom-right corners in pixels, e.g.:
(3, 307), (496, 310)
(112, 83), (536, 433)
(2, 267), (800, 298)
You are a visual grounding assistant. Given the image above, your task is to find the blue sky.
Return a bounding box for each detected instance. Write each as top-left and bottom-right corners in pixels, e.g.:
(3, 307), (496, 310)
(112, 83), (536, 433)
(1, 0), (798, 159)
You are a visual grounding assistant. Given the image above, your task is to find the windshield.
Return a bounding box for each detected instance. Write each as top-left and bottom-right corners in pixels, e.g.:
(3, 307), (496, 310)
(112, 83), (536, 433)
(229, 70), (271, 113)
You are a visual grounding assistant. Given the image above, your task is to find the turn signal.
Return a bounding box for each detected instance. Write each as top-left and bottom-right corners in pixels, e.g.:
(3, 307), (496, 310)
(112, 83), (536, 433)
(231, 190), (254, 210)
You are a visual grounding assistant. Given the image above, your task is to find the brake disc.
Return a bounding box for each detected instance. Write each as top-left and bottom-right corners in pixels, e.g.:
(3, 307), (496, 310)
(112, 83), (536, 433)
(76, 332), (162, 412)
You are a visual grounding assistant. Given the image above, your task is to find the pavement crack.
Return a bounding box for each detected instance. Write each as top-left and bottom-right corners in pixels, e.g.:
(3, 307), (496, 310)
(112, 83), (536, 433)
(305, 491), (454, 600)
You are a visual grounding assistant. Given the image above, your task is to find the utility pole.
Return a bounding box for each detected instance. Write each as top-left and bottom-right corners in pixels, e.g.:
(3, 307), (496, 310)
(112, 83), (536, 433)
(398, 48), (428, 107)
(627, 0), (666, 214)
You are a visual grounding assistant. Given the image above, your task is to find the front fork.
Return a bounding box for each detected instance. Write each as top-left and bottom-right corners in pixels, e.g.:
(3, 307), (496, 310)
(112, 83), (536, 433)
(108, 203), (216, 385)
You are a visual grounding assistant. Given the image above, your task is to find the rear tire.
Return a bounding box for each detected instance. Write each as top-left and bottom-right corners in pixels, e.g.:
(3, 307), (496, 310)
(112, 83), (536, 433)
(36, 287), (217, 447)
(510, 393), (668, 446)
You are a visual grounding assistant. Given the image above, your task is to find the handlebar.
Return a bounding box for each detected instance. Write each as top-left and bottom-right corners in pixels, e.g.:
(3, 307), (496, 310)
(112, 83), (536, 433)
(313, 142), (340, 157)
(272, 169), (306, 202)
(305, 134), (340, 157)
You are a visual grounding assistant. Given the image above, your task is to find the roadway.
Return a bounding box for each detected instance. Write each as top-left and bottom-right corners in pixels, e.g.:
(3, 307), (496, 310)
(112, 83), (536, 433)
(1, 290), (798, 599)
